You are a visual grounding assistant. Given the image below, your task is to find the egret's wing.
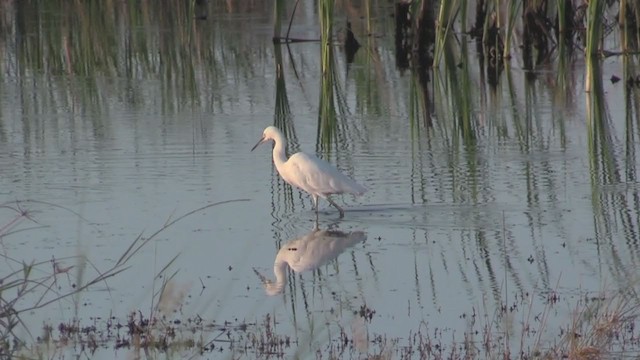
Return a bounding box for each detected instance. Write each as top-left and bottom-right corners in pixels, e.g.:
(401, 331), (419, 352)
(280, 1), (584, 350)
(281, 230), (367, 273)
(283, 152), (365, 196)
(277, 237), (306, 270)
(286, 153), (332, 192)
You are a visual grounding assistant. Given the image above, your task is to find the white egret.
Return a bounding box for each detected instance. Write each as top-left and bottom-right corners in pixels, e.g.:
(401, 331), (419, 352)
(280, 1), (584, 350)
(254, 229), (366, 295)
(251, 126), (366, 219)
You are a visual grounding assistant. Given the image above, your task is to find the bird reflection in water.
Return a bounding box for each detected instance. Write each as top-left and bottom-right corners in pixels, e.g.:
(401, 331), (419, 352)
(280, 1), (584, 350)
(254, 229), (366, 296)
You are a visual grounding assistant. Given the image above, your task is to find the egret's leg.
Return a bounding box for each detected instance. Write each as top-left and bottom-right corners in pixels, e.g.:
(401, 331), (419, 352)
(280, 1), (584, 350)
(326, 197), (345, 218)
(312, 195), (319, 223)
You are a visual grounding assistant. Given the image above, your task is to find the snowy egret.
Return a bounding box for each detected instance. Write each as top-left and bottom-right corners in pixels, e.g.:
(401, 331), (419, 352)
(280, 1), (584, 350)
(251, 126), (366, 219)
(253, 229), (366, 295)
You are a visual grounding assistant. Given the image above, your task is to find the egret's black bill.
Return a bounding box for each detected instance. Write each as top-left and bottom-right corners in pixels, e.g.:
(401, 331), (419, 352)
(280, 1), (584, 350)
(251, 137), (265, 152)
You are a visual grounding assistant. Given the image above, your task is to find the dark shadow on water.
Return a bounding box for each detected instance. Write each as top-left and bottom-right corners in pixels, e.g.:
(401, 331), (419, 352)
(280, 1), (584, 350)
(343, 21), (360, 64)
(194, 0), (208, 20)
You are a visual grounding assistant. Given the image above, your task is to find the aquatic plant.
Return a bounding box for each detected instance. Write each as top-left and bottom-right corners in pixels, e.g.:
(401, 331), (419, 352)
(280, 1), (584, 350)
(13, 282), (640, 359)
(0, 199), (248, 357)
(502, 0), (521, 60)
(585, 0), (605, 92)
(433, 0), (460, 68)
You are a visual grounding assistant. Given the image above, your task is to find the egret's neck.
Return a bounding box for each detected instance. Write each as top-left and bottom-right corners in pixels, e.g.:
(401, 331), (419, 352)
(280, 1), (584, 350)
(271, 134), (288, 170)
(273, 258), (287, 286)
(266, 259), (288, 296)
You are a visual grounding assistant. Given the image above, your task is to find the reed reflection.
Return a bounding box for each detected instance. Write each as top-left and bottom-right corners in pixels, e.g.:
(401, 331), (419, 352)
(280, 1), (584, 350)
(254, 228), (366, 296)
(270, 44), (298, 223)
(586, 55), (640, 281)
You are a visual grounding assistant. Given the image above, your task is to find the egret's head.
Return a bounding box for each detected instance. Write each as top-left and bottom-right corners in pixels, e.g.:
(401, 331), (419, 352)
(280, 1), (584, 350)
(264, 281), (285, 296)
(252, 267), (285, 296)
(251, 126), (281, 151)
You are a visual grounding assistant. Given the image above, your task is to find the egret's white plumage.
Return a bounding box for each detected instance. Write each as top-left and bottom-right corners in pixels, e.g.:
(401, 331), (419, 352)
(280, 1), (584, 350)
(251, 126), (366, 219)
(253, 229), (366, 295)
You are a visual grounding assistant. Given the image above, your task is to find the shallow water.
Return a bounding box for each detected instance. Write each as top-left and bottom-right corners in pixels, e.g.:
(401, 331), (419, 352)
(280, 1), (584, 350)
(1, 1), (640, 358)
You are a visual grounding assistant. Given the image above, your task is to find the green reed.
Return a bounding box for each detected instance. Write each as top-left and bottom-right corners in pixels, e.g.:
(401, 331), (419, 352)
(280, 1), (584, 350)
(504, 67), (526, 150)
(620, 0), (629, 52)
(408, 70), (431, 207)
(552, 52), (569, 151)
(4, 0), (235, 114)
(317, 0), (349, 152)
(585, 0), (605, 56)
(349, 6), (386, 118)
(503, 0), (522, 60)
(273, 45), (292, 127)
(555, 31), (570, 106)
(318, 0), (336, 151)
(586, 56), (615, 197)
(431, 34), (478, 193)
(408, 71), (428, 139)
(445, 39), (475, 145)
(273, 0), (286, 40)
(635, 2), (640, 48)
(585, 0), (604, 92)
(556, 0), (568, 37)
(273, 44), (298, 156)
(620, 0), (640, 51)
(319, 0), (334, 52)
(433, 0), (460, 68)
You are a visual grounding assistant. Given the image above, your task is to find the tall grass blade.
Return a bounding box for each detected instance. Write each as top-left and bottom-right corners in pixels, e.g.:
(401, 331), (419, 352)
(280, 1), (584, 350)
(585, 0), (604, 92)
(273, 0), (285, 40)
(273, 44), (298, 154)
(433, 0), (459, 67)
(317, 0), (343, 152)
(503, 0), (522, 60)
